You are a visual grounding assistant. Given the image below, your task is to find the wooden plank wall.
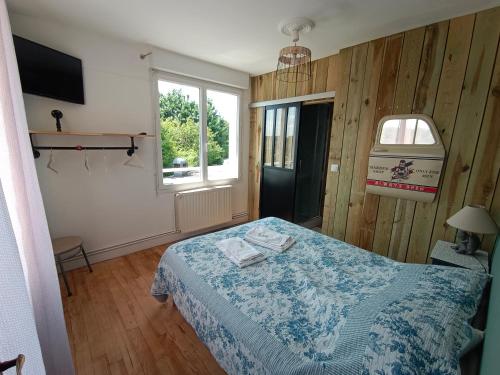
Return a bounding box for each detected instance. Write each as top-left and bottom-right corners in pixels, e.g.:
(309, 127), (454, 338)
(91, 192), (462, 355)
(248, 55), (339, 220)
(248, 6), (500, 261)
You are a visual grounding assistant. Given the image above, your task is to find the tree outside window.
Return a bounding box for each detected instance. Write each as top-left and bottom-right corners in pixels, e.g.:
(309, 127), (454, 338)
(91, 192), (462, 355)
(156, 78), (239, 187)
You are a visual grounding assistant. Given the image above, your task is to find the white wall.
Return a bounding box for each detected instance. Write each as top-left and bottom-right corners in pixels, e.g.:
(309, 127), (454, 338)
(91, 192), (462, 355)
(9, 12), (250, 265)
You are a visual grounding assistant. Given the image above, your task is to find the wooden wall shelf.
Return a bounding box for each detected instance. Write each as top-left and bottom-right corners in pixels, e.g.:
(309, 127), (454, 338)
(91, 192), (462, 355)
(28, 130), (154, 159)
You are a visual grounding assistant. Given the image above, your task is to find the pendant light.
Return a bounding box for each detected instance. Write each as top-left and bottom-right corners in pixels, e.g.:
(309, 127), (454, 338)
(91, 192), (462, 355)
(276, 18), (315, 83)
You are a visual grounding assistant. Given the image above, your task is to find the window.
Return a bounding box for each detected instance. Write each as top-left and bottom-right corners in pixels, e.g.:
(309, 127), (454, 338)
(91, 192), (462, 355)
(155, 73), (240, 189)
(264, 109), (274, 167)
(284, 107), (297, 169)
(379, 117), (436, 145)
(207, 90), (239, 181)
(263, 104), (299, 170)
(273, 108), (285, 167)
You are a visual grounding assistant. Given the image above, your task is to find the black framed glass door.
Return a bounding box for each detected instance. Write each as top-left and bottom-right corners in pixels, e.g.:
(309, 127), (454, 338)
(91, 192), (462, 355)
(260, 103), (300, 221)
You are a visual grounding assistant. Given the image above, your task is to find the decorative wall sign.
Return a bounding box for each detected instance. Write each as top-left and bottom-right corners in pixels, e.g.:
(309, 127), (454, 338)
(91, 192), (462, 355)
(366, 114), (445, 202)
(367, 155), (444, 202)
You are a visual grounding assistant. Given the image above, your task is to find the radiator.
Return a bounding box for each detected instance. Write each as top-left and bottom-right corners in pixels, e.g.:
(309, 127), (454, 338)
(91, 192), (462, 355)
(175, 185), (232, 233)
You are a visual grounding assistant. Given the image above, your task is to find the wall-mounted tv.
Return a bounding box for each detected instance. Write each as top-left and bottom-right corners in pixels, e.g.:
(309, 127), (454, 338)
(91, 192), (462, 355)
(13, 35), (85, 104)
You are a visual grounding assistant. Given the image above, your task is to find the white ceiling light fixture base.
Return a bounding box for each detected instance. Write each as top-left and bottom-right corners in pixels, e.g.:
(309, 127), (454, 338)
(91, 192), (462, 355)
(276, 17), (314, 83)
(279, 17), (315, 42)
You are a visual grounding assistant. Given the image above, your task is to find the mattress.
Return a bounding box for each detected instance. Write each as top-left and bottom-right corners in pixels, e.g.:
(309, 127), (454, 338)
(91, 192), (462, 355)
(151, 217), (488, 374)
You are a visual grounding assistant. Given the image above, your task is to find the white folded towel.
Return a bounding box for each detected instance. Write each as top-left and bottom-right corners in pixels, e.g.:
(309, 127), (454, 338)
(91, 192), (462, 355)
(215, 237), (267, 268)
(245, 226), (295, 252)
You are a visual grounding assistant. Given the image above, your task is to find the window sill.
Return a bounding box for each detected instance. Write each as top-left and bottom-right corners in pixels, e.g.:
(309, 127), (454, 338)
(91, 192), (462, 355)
(157, 177), (240, 193)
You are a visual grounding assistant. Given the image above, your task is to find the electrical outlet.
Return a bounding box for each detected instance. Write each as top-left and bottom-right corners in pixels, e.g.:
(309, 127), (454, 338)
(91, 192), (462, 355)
(331, 164), (339, 172)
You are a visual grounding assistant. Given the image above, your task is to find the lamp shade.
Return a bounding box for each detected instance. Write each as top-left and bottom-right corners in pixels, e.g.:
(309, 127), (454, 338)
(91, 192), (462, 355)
(276, 45), (312, 83)
(446, 205), (498, 234)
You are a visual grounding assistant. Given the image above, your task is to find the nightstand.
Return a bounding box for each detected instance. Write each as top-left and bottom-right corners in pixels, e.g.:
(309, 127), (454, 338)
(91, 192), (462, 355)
(430, 240), (489, 273)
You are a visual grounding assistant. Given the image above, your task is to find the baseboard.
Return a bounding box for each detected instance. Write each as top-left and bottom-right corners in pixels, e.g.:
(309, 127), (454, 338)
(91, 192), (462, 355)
(61, 212), (249, 271)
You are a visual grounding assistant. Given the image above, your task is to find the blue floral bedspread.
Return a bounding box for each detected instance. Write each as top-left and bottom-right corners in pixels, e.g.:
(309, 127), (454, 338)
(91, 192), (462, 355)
(151, 217), (489, 375)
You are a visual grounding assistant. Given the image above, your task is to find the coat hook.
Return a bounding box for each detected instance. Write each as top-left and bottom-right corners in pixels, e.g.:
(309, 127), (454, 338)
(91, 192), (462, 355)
(84, 149), (91, 175)
(0, 354), (25, 374)
(51, 110), (63, 132)
(47, 148), (59, 174)
(140, 52), (152, 59)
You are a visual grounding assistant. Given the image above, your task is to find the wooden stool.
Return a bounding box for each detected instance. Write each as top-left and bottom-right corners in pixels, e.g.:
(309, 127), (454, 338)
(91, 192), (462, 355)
(52, 236), (92, 296)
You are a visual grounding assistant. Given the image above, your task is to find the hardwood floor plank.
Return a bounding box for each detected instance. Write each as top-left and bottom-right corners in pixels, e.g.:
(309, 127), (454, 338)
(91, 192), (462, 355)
(92, 356), (111, 375)
(73, 345), (93, 375)
(109, 360), (129, 375)
(125, 327), (160, 375)
(61, 247), (226, 375)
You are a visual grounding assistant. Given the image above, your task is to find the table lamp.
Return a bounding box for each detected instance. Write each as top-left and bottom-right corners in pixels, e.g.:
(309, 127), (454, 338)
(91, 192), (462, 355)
(446, 205), (498, 254)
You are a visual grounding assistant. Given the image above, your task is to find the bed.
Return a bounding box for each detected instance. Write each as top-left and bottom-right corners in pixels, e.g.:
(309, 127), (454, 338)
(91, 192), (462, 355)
(151, 217), (489, 374)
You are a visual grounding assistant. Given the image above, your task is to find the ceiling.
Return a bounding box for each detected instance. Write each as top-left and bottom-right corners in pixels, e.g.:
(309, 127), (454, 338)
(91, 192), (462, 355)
(7, 0), (500, 75)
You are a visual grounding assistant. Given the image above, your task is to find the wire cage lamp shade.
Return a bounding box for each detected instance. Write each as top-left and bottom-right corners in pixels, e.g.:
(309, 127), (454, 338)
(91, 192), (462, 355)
(276, 45), (312, 83)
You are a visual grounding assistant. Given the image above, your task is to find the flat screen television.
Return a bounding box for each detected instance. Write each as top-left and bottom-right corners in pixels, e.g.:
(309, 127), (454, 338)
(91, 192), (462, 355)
(13, 35), (85, 104)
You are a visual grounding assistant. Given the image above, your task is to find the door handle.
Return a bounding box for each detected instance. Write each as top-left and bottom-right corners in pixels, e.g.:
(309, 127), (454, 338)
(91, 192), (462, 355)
(0, 354), (25, 374)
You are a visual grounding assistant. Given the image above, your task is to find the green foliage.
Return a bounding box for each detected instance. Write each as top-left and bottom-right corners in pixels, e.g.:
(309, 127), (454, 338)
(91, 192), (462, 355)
(161, 118), (199, 167)
(160, 121), (176, 168)
(159, 90), (230, 167)
(160, 119), (225, 168)
(207, 128), (225, 165)
(159, 90), (199, 124)
(207, 101), (229, 159)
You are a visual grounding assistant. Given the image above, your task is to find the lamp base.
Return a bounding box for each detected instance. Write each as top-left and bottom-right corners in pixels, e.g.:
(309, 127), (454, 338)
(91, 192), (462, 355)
(452, 230), (481, 255)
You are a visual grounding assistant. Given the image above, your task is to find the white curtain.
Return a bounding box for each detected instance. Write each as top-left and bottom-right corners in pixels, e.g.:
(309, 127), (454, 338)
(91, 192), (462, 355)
(0, 181), (45, 374)
(0, 1), (74, 374)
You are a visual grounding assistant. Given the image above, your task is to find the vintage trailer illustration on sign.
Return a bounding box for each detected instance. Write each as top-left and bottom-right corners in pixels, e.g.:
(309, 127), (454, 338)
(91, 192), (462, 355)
(366, 114), (445, 202)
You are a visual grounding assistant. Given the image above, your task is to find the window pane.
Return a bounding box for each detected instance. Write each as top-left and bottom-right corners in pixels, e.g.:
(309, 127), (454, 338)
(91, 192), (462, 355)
(380, 119), (398, 144)
(380, 118), (417, 144)
(273, 108), (285, 167)
(414, 120), (435, 144)
(284, 107), (297, 169)
(380, 117), (436, 145)
(207, 90), (239, 181)
(264, 110), (274, 166)
(158, 80), (201, 185)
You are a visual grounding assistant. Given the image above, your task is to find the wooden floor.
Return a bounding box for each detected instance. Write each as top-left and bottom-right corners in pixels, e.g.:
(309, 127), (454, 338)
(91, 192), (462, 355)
(61, 245), (226, 375)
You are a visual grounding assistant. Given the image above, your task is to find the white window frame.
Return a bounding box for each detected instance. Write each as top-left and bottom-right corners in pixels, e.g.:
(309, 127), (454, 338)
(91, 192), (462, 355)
(152, 70), (242, 192)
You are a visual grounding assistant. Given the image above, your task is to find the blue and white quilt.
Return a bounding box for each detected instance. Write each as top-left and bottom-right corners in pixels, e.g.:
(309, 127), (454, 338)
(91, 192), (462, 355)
(151, 217), (489, 375)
